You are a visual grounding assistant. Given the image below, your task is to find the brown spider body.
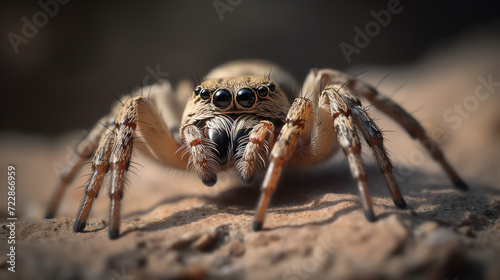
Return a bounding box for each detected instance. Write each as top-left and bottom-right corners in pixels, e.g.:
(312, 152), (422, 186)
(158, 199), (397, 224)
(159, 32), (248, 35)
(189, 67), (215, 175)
(179, 75), (290, 185)
(45, 60), (468, 239)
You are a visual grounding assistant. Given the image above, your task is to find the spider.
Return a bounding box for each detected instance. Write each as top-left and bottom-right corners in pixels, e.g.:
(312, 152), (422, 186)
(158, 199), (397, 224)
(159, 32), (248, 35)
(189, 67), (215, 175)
(45, 60), (468, 239)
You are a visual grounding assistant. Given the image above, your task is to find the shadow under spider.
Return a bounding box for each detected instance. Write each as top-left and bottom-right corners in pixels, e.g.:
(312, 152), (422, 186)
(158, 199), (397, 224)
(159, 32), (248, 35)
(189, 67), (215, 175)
(117, 160), (397, 236)
(119, 197), (355, 237)
(103, 159), (500, 236)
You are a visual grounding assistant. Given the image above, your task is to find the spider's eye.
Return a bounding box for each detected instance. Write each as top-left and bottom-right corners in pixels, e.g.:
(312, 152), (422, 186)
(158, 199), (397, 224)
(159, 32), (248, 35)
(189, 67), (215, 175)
(200, 89), (211, 100)
(236, 88), (256, 108)
(213, 89), (232, 109)
(257, 86), (269, 97)
(194, 87), (202, 96)
(266, 83), (276, 92)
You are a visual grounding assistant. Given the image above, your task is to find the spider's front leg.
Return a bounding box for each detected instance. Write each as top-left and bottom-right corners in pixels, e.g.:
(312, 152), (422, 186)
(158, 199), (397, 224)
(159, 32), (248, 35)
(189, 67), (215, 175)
(253, 94), (389, 231)
(72, 97), (140, 239)
(253, 72), (409, 230)
(253, 98), (313, 231)
(74, 95), (187, 239)
(47, 81), (188, 239)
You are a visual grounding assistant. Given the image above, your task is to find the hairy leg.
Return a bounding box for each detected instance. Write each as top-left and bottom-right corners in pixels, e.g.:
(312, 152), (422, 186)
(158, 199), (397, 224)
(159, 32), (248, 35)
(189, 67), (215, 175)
(351, 80), (468, 190)
(253, 98), (313, 230)
(305, 68), (467, 190)
(235, 120), (275, 184)
(73, 129), (113, 232)
(180, 124), (219, 186)
(71, 97), (140, 239)
(45, 112), (117, 219)
(46, 81), (187, 223)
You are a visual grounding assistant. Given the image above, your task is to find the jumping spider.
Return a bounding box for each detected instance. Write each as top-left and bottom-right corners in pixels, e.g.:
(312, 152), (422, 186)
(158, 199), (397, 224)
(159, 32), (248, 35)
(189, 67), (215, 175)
(45, 60), (468, 239)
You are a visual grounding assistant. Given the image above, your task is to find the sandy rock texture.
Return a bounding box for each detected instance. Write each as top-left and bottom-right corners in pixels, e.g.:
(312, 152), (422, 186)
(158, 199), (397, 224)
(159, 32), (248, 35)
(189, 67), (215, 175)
(1, 34), (500, 280)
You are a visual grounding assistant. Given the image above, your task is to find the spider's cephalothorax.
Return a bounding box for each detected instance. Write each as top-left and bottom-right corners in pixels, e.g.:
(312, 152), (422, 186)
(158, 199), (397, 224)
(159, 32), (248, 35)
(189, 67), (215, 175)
(45, 60), (468, 239)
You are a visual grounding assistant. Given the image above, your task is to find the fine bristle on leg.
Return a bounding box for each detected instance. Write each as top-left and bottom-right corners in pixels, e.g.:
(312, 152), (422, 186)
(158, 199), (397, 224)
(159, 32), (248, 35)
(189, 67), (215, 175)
(253, 98), (313, 231)
(355, 83), (469, 191)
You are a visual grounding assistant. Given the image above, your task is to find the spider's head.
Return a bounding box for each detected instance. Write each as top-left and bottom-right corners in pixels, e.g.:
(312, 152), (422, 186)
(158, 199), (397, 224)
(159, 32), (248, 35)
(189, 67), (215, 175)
(182, 76), (290, 125)
(191, 76), (279, 112)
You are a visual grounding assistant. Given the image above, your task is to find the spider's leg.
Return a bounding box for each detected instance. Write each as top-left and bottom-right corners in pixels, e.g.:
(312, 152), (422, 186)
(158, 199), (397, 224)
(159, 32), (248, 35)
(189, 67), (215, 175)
(105, 94), (189, 239)
(73, 94), (186, 239)
(235, 120), (275, 184)
(334, 112), (376, 221)
(253, 98), (313, 231)
(180, 124), (219, 186)
(71, 97), (140, 239)
(73, 129), (114, 232)
(107, 97), (143, 239)
(351, 106), (407, 208)
(293, 70), (404, 221)
(49, 80), (187, 239)
(351, 81), (468, 190)
(45, 114), (114, 219)
(319, 85), (379, 220)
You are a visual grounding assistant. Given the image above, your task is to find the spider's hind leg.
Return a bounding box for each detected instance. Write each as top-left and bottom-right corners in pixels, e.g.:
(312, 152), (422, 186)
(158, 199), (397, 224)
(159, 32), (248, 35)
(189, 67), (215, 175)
(333, 111), (378, 221)
(319, 83), (406, 219)
(351, 105), (407, 209)
(350, 78), (468, 190)
(303, 69), (407, 215)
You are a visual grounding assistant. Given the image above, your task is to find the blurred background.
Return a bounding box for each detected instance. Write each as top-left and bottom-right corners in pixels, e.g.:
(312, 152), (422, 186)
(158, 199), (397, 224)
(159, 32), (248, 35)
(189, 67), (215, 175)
(1, 0), (499, 134)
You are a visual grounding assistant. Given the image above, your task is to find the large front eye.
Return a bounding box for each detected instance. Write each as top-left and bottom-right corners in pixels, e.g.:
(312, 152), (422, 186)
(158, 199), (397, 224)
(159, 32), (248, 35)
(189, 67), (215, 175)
(213, 89), (232, 109)
(236, 88), (256, 108)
